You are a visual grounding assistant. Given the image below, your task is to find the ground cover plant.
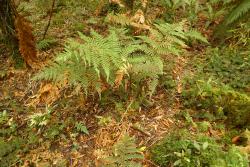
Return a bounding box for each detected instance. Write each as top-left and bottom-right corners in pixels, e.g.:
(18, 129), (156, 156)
(0, 0), (249, 166)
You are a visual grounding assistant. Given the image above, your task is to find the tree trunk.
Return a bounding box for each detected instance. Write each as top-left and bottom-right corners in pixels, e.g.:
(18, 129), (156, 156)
(0, 0), (22, 63)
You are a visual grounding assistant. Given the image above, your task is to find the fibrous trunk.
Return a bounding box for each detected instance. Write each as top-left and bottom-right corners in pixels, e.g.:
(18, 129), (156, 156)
(0, 0), (20, 57)
(0, 0), (37, 67)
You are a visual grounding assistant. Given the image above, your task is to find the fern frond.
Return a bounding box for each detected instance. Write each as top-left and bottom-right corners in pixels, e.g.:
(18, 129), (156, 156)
(224, 0), (250, 25)
(104, 134), (144, 167)
(33, 62), (66, 82)
(106, 12), (131, 26)
(186, 30), (209, 43)
(37, 38), (57, 50)
(34, 28), (163, 97)
(139, 21), (207, 56)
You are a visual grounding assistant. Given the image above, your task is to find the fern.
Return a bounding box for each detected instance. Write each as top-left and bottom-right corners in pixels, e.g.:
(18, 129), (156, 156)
(75, 122), (89, 135)
(37, 38), (57, 50)
(34, 28), (163, 97)
(106, 12), (131, 26)
(186, 30), (209, 43)
(139, 21), (208, 56)
(34, 23), (206, 98)
(128, 56), (163, 97)
(104, 134), (144, 167)
(224, 0), (250, 25)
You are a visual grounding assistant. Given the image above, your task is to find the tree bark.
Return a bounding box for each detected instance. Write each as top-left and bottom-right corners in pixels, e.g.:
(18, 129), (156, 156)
(0, 0), (22, 62)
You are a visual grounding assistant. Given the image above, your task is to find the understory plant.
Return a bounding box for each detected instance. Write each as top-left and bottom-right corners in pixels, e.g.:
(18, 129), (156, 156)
(34, 28), (163, 98)
(34, 24), (207, 99)
(103, 134), (144, 167)
(151, 130), (249, 167)
(182, 79), (250, 128)
(181, 46), (250, 128)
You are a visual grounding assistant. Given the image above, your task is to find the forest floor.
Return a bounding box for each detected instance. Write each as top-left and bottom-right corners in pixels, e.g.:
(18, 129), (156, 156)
(0, 49), (180, 166)
(0, 41), (238, 167)
(0, 1), (249, 167)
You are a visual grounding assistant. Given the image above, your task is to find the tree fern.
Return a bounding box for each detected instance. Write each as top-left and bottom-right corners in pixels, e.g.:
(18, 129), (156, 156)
(224, 0), (250, 25)
(104, 134), (144, 167)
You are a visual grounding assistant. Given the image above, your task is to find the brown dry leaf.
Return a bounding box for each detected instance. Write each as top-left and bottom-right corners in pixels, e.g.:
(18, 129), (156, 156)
(22, 147), (65, 167)
(0, 88), (9, 100)
(232, 136), (241, 144)
(95, 121), (129, 148)
(38, 83), (60, 104)
(114, 69), (125, 89)
(29, 83), (60, 106)
(131, 9), (145, 24)
(177, 81), (182, 94)
(93, 149), (107, 166)
(95, 0), (106, 16)
(141, 0), (147, 8)
(109, 0), (125, 7)
(14, 91), (25, 98)
(238, 145), (250, 154)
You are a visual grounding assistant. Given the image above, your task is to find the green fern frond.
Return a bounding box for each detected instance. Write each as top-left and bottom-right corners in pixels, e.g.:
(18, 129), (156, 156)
(186, 30), (209, 43)
(104, 134), (144, 167)
(139, 21), (208, 56)
(34, 28), (163, 97)
(37, 38), (57, 51)
(224, 0), (250, 25)
(106, 12), (131, 26)
(33, 62), (66, 82)
(75, 122), (89, 135)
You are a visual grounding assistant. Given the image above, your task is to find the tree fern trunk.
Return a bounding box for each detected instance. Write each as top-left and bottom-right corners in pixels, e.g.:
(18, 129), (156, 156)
(0, 0), (22, 64)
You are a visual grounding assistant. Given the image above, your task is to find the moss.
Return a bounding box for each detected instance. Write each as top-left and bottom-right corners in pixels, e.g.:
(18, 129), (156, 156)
(151, 130), (248, 167)
(182, 80), (250, 128)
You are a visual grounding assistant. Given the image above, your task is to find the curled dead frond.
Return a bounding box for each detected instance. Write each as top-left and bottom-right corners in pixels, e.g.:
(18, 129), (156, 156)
(14, 15), (37, 67)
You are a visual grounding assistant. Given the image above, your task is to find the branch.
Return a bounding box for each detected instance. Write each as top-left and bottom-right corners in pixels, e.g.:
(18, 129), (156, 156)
(42, 0), (56, 40)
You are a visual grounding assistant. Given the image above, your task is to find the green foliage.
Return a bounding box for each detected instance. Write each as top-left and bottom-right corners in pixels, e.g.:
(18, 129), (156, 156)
(95, 115), (112, 126)
(182, 79), (250, 127)
(204, 48), (250, 90)
(159, 0), (201, 23)
(190, 47), (250, 92)
(203, 1), (226, 26)
(224, 0), (250, 26)
(75, 122), (89, 135)
(0, 110), (17, 136)
(139, 21), (208, 56)
(227, 22), (250, 47)
(37, 38), (57, 51)
(106, 12), (132, 27)
(0, 111), (23, 167)
(34, 28), (163, 98)
(181, 47), (250, 127)
(151, 130), (249, 167)
(0, 137), (23, 167)
(45, 123), (65, 139)
(104, 134), (144, 167)
(28, 107), (52, 127)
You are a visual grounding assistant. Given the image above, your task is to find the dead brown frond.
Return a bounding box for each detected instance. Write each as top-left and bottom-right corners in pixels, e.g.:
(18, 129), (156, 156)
(28, 83), (61, 106)
(14, 15), (38, 67)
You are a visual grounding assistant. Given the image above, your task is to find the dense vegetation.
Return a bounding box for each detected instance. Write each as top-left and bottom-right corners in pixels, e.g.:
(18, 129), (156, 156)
(0, 0), (249, 166)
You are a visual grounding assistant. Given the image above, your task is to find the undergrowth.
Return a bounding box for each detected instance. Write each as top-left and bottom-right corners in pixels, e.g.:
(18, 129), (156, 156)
(1, 0), (250, 166)
(151, 129), (249, 167)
